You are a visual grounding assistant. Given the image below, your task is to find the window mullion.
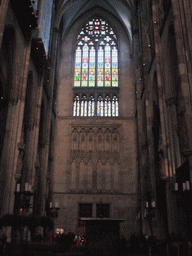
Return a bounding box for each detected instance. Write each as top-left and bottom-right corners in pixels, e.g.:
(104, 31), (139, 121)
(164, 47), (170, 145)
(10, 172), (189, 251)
(95, 45), (98, 87)
(80, 46), (83, 87)
(103, 45), (105, 87)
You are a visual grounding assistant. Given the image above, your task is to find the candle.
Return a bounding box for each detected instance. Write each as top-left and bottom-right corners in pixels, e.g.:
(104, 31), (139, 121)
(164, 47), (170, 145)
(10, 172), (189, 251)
(182, 183), (186, 191)
(28, 184), (32, 192)
(25, 183), (29, 191)
(175, 183), (178, 191)
(50, 202), (53, 208)
(146, 202), (149, 208)
(16, 183), (20, 192)
(186, 181), (190, 190)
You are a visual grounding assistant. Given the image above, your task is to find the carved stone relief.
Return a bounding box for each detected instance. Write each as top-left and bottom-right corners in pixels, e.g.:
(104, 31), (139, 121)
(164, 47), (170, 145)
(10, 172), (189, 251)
(69, 127), (121, 192)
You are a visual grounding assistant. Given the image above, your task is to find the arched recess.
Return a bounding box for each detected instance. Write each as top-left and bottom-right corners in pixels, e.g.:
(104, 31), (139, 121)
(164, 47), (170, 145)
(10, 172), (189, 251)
(56, 7), (134, 118)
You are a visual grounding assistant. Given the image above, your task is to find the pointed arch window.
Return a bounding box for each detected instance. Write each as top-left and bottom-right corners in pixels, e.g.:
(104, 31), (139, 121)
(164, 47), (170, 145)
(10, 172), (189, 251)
(73, 17), (119, 117)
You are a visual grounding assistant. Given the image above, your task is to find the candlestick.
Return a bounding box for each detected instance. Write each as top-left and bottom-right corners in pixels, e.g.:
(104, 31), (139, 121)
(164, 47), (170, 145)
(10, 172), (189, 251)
(25, 183), (29, 191)
(175, 183), (178, 191)
(186, 181), (190, 190)
(16, 183), (20, 192)
(151, 201), (155, 208)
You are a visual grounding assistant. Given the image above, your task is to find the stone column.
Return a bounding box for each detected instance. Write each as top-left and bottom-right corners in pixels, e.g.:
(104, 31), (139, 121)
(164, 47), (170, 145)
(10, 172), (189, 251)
(0, 0), (9, 47)
(171, 0), (192, 152)
(152, 0), (179, 235)
(30, 73), (45, 189)
(133, 19), (145, 235)
(0, 40), (31, 216)
(39, 27), (60, 215)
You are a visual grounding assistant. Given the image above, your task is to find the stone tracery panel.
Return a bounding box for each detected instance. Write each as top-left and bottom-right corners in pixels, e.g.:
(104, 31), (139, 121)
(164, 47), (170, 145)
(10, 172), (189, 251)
(70, 126), (121, 192)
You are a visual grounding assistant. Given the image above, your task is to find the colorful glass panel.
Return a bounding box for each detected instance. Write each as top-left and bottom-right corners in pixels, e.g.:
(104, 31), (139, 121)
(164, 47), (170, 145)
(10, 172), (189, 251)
(82, 45), (88, 87)
(112, 47), (118, 87)
(73, 18), (119, 117)
(97, 47), (104, 87)
(74, 47), (81, 87)
(89, 47), (95, 87)
(105, 45), (111, 87)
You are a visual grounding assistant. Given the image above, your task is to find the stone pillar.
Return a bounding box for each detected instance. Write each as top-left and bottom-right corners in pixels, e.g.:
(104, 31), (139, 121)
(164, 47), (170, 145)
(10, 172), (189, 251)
(0, 0), (9, 47)
(133, 20), (145, 235)
(0, 40), (31, 216)
(171, 0), (192, 152)
(152, 0), (177, 235)
(30, 73), (45, 189)
(39, 27), (60, 215)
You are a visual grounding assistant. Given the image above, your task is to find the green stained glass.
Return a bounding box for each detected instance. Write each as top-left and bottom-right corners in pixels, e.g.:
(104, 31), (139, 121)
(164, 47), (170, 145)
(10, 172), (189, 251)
(89, 47), (95, 87)
(105, 45), (111, 87)
(82, 44), (88, 87)
(97, 47), (104, 87)
(112, 47), (118, 87)
(74, 47), (81, 87)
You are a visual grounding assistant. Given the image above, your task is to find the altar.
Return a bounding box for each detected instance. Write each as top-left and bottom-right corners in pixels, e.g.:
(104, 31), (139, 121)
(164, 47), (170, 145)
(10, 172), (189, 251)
(80, 218), (125, 256)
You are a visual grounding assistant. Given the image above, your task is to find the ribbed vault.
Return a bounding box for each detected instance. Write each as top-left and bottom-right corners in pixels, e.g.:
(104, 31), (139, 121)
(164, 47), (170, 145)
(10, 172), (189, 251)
(54, 0), (136, 40)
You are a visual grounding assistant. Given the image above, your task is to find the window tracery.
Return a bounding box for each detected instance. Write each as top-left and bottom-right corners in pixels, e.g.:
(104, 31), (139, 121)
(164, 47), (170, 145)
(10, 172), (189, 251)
(73, 17), (119, 117)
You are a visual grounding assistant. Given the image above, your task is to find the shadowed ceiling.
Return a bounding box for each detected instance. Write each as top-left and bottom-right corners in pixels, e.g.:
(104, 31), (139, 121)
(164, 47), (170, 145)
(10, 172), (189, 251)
(55, 0), (136, 40)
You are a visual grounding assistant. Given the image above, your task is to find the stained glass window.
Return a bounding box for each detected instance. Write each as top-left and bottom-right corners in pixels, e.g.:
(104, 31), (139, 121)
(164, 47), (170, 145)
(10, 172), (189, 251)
(73, 18), (119, 117)
(74, 18), (118, 88)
